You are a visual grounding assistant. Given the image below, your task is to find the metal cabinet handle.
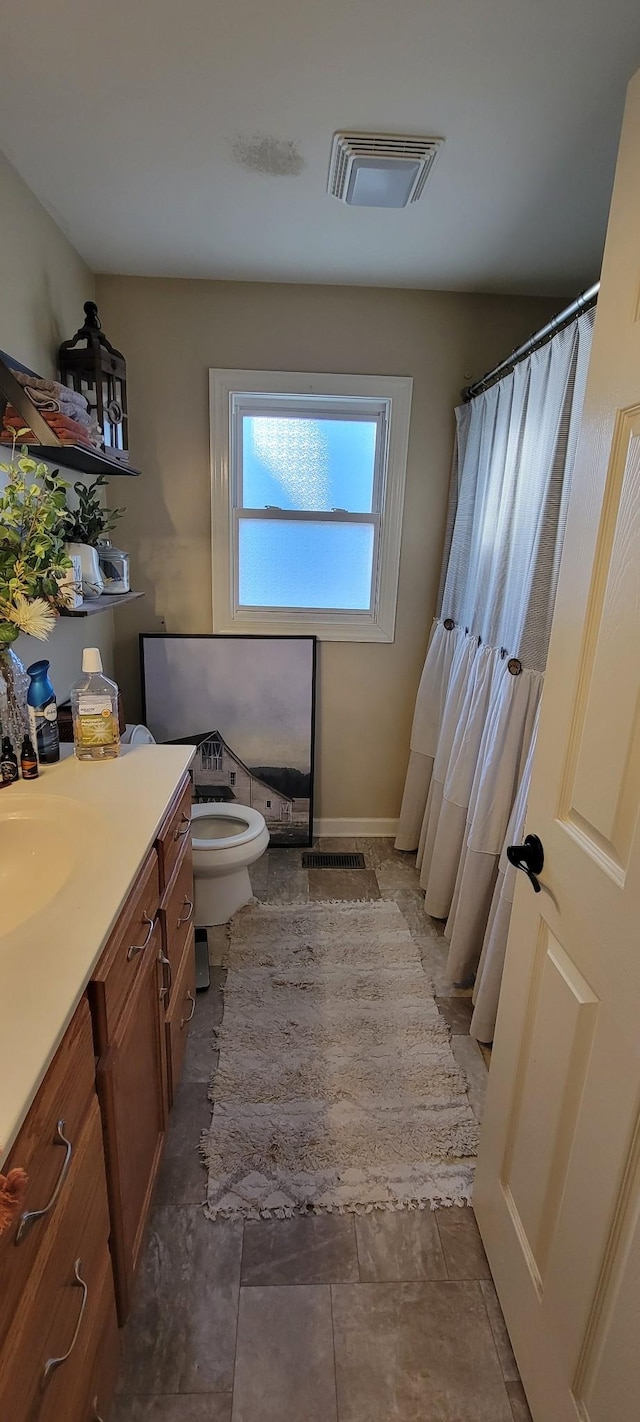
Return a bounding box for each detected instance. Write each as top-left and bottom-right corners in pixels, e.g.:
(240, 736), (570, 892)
(180, 990), (196, 1028)
(177, 896), (194, 928)
(41, 1258), (88, 1389)
(127, 911), (155, 960)
(158, 949), (172, 1001)
(15, 1120), (72, 1244)
(174, 812), (191, 841)
(92, 1400), (105, 1422)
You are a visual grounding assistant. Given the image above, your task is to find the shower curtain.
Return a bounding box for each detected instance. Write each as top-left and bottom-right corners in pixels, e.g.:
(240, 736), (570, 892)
(396, 309), (595, 1042)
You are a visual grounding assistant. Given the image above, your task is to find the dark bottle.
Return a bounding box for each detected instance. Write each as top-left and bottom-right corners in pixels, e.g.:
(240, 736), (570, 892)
(20, 735), (39, 780)
(1, 735), (18, 784)
(27, 659), (60, 764)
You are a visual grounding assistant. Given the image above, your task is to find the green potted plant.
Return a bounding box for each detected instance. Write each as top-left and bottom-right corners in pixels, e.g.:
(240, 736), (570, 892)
(65, 474), (125, 597)
(0, 444), (72, 745)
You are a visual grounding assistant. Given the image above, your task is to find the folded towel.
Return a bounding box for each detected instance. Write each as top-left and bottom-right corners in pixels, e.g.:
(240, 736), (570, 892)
(2, 408), (95, 449)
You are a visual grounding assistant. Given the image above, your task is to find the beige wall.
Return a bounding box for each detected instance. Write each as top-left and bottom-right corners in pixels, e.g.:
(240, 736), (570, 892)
(95, 276), (558, 821)
(0, 147), (114, 699)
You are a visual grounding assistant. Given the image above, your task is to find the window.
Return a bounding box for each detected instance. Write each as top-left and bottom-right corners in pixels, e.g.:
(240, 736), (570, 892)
(229, 771), (236, 786)
(210, 370), (413, 640)
(266, 799), (272, 808)
(201, 735), (223, 771)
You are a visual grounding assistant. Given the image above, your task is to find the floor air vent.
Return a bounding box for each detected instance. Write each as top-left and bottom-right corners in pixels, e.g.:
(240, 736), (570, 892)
(302, 851), (366, 869)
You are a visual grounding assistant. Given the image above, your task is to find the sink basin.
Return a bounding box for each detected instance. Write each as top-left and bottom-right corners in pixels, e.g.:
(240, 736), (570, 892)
(0, 795), (100, 935)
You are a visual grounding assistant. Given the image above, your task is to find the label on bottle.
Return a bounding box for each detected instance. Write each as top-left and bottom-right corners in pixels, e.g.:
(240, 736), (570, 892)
(77, 695), (117, 747)
(28, 699), (59, 764)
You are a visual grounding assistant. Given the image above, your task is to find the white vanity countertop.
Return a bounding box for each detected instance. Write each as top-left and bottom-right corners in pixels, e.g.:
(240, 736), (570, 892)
(0, 743), (194, 1169)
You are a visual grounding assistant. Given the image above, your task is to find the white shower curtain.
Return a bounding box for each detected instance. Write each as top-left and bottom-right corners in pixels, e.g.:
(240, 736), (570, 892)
(396, 309), (595, 1041)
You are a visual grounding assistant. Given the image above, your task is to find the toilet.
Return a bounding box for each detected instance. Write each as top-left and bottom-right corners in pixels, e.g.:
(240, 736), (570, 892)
(191, 803), (270, 925)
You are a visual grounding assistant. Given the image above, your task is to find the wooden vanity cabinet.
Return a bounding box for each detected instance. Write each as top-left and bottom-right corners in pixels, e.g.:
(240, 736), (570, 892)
(0, 1003), (117, 1422)
(1, 770), (196, 1417)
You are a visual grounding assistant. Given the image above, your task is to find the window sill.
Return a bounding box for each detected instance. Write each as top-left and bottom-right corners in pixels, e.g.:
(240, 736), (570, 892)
(213, 613), (395, 642)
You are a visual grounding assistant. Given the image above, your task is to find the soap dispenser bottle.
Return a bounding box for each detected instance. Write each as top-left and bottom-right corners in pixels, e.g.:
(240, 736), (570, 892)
(71, 648), (121, 761)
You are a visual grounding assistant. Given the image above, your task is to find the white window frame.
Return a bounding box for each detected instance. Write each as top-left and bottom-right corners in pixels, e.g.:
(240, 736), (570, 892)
(209, 369), (413, 641)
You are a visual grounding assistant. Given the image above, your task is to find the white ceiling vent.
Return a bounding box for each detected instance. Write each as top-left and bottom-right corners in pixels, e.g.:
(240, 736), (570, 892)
(328, 132), (443, 208)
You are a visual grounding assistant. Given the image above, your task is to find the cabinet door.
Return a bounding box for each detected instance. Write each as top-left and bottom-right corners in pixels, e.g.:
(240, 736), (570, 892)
(165, 926), (196, 1105)
(96, 920), (166, 1324)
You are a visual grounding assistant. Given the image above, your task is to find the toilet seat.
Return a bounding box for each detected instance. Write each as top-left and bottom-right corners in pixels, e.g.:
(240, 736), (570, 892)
(191, 801), (266, 851)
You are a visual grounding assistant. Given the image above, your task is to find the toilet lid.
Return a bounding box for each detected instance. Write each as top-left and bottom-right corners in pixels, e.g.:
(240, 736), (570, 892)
(191, 802), (266, 849)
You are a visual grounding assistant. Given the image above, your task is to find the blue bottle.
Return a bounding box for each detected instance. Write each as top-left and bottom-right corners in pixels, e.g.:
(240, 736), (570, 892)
(27, 659), (60, 764)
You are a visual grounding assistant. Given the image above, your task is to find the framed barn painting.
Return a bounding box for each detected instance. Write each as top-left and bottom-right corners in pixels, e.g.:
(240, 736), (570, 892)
(140, 634), (316, 846)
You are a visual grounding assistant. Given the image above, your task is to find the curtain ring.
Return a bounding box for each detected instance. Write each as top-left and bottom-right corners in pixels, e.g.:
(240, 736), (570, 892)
(507, 657), (522, 676)
(443, 618), (455, 631)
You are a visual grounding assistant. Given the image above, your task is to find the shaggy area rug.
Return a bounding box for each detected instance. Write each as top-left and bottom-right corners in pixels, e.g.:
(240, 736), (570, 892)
(203, 900), (479, 1218)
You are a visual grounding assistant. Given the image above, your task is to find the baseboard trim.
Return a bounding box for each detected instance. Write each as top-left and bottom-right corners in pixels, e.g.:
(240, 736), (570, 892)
(313, 817), (399, 838)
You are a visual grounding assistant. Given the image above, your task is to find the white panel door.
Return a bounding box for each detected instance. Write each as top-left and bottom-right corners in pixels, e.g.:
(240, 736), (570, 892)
(474, 68), (640, 1422)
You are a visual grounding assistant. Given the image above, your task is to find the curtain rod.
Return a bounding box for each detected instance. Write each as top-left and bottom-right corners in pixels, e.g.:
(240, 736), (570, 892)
(461, 281), (600, 402)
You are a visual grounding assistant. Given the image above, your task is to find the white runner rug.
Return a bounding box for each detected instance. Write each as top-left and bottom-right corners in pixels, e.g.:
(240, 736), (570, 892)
(203, 900), (479, 1218)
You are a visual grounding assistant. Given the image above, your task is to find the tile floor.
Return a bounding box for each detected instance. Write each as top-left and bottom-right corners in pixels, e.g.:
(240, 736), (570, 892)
(113, 840), (530, 1422)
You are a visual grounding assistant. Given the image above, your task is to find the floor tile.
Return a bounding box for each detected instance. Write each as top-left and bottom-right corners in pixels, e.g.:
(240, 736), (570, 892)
(375, 859), (424, 897)
(265, 860), (309, 903)
(117, 1208), (242, 1395)
(506, 1380), (534, 1422)
(355, 1208), (447, 1282)
(317, 836), (360, 851)
(241, 1213), (359, 1285)
(480, 1280), (520, 1382)
(308, 868), (380, 901)
(435, 995), (474, 1034)
(154, 1081), (209, 1206)
(355, 837), (399, 868)
(248, 852), (269, 894)
(112, 1397), (232, 1420)
(450, 1036), (488, 1123)
(435, 1205), (492, 1280)
(232, 1285), (337, 1422)
(181, 975), (224, 1081)
(207, 925), (229, 966)
(332, 1280), (512, 1422)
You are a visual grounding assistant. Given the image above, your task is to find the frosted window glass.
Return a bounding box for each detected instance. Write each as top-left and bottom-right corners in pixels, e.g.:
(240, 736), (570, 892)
(242, 417), (377, 512)
(238, 520), (375, 610)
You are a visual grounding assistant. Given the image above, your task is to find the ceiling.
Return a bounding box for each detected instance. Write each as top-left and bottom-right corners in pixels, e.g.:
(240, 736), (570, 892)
(1, 0), (639, 295)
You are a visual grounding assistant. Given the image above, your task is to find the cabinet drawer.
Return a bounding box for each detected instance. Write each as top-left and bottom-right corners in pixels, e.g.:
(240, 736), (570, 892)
(0, 1095), (111, 1422)
(0, 998), (96, 1354)
(156, 775), (192, 891)
(165, 926), (196, 1105)
(159, 836), (195, 990)
(89, 849), (160, 1050)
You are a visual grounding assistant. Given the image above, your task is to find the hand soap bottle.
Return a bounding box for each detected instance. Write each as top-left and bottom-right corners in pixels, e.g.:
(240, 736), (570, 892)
(71, 648), (121, 761)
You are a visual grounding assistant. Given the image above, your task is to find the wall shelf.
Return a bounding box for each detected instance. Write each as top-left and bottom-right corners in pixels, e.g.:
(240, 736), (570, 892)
(61, 591), (144, 617)
(0, 351), (141, 478)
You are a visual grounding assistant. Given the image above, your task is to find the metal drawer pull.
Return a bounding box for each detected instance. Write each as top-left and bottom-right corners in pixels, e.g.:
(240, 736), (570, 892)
(174, 811), (191, 841)
(15, 1120), (72, 1244)
(158, 949), (172, 1001)
(41, 1258), (88, 1388)
(181, 990), (196, 1028)
(177, 896), (194, 928)
(127, 911), (155, 960)
(92, 1400), (105, 1421)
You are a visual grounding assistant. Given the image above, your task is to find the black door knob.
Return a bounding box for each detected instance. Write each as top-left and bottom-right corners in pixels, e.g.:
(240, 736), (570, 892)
(506, 833), (544, 893)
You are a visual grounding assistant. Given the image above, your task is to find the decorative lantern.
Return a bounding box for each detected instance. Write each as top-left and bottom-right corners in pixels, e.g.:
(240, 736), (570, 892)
(58, 301), (128, 461)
